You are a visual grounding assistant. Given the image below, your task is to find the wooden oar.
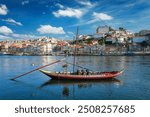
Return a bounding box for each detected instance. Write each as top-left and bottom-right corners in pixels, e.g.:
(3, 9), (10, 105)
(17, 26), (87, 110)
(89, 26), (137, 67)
(11, 58), (64, 80)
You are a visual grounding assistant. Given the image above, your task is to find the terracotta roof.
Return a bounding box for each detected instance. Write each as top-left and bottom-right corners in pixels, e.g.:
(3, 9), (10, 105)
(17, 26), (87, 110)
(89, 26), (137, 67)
(10, 43), (22, 48)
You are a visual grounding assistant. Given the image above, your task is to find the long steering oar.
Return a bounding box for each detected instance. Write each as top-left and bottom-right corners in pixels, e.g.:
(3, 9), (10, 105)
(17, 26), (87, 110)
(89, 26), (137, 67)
(11, 58), (64, 80)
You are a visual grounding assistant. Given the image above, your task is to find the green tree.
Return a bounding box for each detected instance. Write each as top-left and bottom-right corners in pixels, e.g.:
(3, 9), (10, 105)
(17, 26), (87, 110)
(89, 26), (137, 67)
(98, 37), (106, 45)
(119, 27), (126, 31)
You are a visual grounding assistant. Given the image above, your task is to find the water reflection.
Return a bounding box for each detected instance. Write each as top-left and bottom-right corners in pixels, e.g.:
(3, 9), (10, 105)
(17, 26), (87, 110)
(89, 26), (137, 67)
(40, 79), (120, 87)
(62, 86), (69, 97)
(39, 79), (121, 98)
(75, 56), (126, 71)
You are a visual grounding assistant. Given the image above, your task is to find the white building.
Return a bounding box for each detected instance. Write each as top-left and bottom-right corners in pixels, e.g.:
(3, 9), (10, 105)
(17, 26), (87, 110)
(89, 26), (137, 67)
(37, 43), (53, 54)
(96, 26), (110, 34)
(111, 30), (134, 44)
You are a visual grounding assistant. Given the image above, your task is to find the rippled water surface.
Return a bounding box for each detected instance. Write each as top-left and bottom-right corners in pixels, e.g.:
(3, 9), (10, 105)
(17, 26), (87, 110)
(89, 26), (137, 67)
(0, 55), (150, 100)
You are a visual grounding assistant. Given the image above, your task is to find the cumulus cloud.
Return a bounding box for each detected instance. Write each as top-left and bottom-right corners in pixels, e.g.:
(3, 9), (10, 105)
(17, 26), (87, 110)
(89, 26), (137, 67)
(0, 26), (13, 35)
(53, 7), (84, 18)
(37, 25), (65, 34)
(21, 0), (29, 5)
(2, 18), (23, 26)
(0, 26), (44, 40)
(0, 4), (8, 15)
(53, 1), (96, 18)
(93, 12), (113, 20)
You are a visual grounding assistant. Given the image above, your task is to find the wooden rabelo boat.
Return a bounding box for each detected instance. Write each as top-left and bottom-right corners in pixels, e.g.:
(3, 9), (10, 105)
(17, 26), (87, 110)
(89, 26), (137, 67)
(39, 69), (124, 80)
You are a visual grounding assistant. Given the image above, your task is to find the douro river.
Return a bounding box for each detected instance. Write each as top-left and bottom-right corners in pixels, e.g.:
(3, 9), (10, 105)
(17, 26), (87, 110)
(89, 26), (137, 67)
(0, 55), (150, 100)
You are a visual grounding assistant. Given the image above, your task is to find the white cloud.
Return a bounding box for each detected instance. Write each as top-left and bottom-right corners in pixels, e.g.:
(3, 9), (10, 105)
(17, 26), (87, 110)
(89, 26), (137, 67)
(76, 0), (96, 8)
(0, 34), (11, 40)
(0, 33), (44, 40)
(0, 4), (8, 15)
(93, 12), (113, 20)
(2, 18), (23, 26)
(0, 26), (44, 40)
(0, 26), (13, 35)
(53, 1), (96, 19)
(11, 33), (42, 39)
(56, 3), (64, 9)
(67, 31), (75, 35)
(21, 0), (29, 5)
(70, 12), (113, 27)
(125, 3), (137, 7)
(37, 25), (65, 34)
(84, 12), (112, 25)
(53, 7), (84, 18)
(124, 0), (150, 8)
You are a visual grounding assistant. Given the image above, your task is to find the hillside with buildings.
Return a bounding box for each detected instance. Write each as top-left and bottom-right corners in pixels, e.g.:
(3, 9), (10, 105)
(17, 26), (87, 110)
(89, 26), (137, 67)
(0, 26), (150, 56)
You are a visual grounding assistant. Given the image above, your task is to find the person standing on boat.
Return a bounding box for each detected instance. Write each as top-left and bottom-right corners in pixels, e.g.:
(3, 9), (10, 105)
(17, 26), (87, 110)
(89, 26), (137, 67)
(62, 63), (68, 74)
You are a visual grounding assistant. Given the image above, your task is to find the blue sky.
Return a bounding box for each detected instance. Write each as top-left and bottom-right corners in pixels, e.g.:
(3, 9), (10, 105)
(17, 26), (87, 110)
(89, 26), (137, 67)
(0, 0), (150, 40)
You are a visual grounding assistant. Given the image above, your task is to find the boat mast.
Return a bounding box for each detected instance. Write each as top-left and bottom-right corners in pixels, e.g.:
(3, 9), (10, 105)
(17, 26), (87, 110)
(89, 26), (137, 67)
(73, 27), (79, 73)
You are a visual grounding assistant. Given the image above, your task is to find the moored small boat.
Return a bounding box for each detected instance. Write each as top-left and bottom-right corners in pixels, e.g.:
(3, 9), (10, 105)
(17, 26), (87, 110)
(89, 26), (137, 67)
(39, 69), (124, 80)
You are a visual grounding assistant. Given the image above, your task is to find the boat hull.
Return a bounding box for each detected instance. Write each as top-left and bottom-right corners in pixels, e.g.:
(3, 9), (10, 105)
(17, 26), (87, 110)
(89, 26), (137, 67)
(39, 69), (124, 80)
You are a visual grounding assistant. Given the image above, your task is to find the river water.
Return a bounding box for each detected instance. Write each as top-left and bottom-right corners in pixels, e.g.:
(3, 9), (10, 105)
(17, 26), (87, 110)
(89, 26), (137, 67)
(0, 55), (150, 100)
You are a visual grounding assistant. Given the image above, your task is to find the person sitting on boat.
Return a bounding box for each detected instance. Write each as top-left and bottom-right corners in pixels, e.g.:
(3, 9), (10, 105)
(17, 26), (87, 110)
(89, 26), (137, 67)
(86, 69), (89, 75)
(77, 69), (81, 75)
(84, 70), (87, 75)
(81, 69), (84, 75)
(81, 69), (87, 75)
